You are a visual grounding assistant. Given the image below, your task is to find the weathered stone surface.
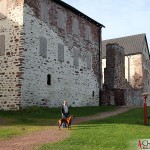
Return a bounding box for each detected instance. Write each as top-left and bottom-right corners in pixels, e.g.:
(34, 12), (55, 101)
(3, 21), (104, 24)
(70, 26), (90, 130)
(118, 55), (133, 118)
(0, 0), (102, 110)
(0, 0), (24, 110)
(104, 43), (125, 89)
(102, 43), (143, 106)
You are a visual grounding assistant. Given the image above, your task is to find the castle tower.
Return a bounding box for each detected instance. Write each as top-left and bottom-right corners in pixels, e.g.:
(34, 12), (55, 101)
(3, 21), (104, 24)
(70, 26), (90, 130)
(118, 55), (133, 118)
(104, 43), (125, 89)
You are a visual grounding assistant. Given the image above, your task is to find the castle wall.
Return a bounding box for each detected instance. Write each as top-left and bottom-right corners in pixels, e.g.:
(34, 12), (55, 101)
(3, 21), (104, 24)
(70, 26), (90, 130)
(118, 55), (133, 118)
(20, 0), (101, 107)
(103, 54), (143, 88)
(0, 0), (24, 110)
(102, 43), (144, 106)
(104, 43), (125, 89)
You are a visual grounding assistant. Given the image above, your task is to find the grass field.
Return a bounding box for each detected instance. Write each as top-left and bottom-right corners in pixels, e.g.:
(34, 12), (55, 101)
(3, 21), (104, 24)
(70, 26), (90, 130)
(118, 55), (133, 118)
(39, 107), (150, 150)
(0, 106), (116, 140)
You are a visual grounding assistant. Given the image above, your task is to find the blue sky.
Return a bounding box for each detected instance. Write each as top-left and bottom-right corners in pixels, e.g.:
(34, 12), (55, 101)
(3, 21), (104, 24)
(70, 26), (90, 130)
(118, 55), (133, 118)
(62, 0), (150, 48)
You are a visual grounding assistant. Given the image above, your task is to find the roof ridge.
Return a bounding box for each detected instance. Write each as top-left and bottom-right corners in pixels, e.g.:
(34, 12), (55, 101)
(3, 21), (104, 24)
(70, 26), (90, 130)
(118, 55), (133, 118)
(103, 33), (146, 41)
(102, 33), (149, 58)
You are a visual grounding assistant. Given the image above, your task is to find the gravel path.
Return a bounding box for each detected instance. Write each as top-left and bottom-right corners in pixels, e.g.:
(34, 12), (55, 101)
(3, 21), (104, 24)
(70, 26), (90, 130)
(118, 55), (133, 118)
(0, 107), (131, 150)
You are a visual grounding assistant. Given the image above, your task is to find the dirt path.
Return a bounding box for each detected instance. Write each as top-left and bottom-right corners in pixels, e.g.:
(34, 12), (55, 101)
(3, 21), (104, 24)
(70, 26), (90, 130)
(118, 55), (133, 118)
(0, 107), (131, 150)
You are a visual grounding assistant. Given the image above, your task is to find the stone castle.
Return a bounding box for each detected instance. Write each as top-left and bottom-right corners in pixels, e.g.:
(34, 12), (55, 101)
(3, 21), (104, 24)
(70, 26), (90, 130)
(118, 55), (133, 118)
(0, 0), (104, 110)
(0, 0), (150, 110)
(102, 34), (150, 106)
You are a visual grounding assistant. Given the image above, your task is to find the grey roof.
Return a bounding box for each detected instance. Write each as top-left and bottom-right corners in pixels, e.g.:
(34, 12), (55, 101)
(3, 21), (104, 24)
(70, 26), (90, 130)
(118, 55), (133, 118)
(52, 0), (105, 28)
(102, 33), (149, 58)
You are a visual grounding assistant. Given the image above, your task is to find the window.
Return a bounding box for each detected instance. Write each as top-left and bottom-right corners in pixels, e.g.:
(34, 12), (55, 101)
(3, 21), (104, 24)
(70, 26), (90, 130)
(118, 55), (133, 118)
(92, 91), (95, 97)
(73, 47), (79, 66)
(39, 36), (47, 58)
(39, 1), (48, 24)
(72, 18), (79, 35)
(86, 52), (92, 69)
(0, 35), (5, 56)
(47, 74), (51, 85)
(57, 11), (66, 29)
(0, 0), (7, 20)
(85, 25), (92, 41)
(0, 13), (6, 20)
(58, 43), (64, 62)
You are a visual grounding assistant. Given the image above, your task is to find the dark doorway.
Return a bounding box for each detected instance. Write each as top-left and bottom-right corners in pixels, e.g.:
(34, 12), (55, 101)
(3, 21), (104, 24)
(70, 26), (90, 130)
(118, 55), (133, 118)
(114, 89), (125, 106)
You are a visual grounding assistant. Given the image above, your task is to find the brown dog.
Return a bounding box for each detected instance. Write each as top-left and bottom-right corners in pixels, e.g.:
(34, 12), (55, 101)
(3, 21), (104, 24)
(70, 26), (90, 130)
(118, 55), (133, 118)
(58, 115), (74, 130)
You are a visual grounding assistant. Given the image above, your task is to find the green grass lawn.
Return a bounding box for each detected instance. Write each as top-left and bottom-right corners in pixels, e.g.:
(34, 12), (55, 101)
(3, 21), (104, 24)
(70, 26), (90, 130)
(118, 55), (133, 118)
(39, 107), (150, 150)
(1, 106), (150, 150)
(0, 105), (116, 140)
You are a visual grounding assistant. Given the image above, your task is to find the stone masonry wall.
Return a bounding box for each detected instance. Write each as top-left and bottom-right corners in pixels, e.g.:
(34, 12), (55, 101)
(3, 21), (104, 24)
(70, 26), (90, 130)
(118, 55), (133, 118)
(125, 54), (143, 89)
(104, 43), (125, 89)
(103, 54), (143, 89)
(20, 0), (101, 107)
(102, 43), (144, 106)
(0, 0), (24, 110)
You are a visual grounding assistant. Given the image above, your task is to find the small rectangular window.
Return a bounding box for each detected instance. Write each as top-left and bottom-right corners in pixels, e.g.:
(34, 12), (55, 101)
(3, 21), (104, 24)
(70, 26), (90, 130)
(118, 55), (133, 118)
(58, 43), (64, 62)
(0, 0), (7, 20)
(86, 52), (92, 69)
(72, 18), (79, 35)
(0, 13), (6, 20)
(57, 11), (66, 29)
(47, 74), (51, 85)
(0, 35), (5, 56)
(85, 25), (92, 41)
(92, 91), (95, 97)
(39, 36), (47, 58)
(73, 47), (79, 66)
(40, 1), (48, 24)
